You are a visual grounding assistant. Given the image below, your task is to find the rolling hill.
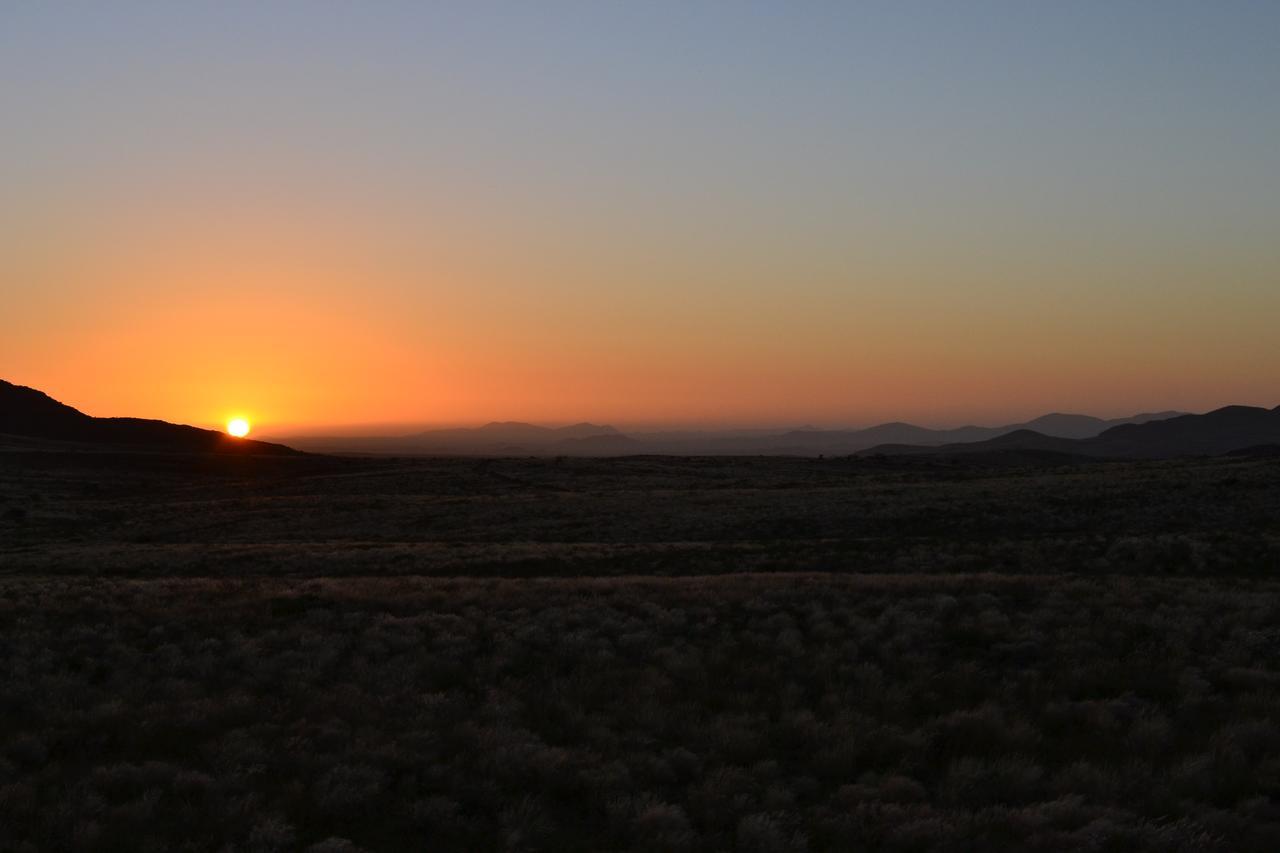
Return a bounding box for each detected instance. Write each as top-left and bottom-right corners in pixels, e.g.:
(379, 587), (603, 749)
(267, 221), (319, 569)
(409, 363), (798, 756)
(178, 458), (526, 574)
(0, 380), (300, 455)
(773, 410), (1185, 454)
(1085, 405), (1280, 458)
(279, 411), (1187, 456)
(862, 405), (1280, 459)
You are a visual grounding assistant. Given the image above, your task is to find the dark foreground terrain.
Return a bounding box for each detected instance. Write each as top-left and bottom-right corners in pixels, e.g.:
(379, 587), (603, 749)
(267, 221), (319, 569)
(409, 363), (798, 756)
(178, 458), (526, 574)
(4, 449), (1279, 578)
(3, 450), (1280, 851)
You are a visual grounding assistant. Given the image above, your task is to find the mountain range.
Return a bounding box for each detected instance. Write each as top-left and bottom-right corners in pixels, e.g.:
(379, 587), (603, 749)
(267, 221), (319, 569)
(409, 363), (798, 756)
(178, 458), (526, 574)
(5, 379), (1278, 460)
(858, 405), (1280, 459)
(0, 380), (298, 455)
(277, 410), (1187, 456)
(735, 411), (1185, 454)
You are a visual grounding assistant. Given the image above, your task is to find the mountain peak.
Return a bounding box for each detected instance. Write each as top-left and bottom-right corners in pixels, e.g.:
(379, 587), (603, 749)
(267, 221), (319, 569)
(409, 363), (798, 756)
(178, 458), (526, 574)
(1203, 404), (1270, 418)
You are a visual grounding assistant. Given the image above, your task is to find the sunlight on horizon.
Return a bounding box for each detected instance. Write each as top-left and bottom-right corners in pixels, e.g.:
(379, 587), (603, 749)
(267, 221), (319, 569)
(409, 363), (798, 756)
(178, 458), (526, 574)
(2, 2), (1278, 427)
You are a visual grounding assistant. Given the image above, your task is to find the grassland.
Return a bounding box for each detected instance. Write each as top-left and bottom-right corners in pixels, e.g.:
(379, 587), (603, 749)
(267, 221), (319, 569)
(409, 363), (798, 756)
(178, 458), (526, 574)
(2, 451), (1279, 851)
(4, 451), (1278, 578)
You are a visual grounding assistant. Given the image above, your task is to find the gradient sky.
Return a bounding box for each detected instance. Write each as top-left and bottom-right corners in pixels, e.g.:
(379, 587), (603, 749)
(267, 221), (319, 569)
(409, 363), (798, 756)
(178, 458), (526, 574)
(3, 2), (1278, 431)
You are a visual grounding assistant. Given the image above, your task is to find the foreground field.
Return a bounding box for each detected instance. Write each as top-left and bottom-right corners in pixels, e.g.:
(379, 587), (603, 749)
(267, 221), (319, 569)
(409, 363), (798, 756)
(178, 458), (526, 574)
(3, 450), (1279, 577)
(3, 451), (1280, 851)
(4, 573), (1280, 852)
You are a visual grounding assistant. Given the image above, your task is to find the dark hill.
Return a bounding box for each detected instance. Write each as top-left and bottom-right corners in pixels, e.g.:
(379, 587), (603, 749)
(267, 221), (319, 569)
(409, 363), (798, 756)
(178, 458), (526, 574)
(862, 429), (1085, 457)
(1019, 413), (1108, 438)
(949, 428), (1084, 454)
(0, 380), (300, 455)
(862, 405), (1280, 459)
(1087, 405), (1280, 458)
(773, 410), (1183, 454)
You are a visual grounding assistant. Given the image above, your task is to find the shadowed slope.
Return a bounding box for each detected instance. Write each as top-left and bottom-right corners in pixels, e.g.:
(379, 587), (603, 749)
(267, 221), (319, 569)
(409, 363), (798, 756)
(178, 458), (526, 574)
(280, 411), (1186, 456)
(1088, 405), (1280, 457)
(864, 405), (1280, 459)
(0, 380), (300, 455)
(786, 410), (1185, 452)
(861, 429), (1087, 458)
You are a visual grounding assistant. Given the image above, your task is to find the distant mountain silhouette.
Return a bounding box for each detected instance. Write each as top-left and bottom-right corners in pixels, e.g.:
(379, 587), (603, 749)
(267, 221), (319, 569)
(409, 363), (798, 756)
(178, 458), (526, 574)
(0, 380), (299, 455)
(288, 420), (624, 455)
(280, 410), (1198, 456)
(863, 405), (1280, 459)
(863, 429), (1086, 457)
(775, 410), (1186, 453)
(1085, 405), (1280, 458)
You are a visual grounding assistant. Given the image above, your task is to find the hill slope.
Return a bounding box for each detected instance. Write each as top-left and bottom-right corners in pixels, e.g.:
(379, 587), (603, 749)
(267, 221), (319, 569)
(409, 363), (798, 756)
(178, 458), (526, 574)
(862, 429), (1087, 458)
(0, 380), (300, 455)
(1086, 405), (1280, 458)
(864, 405), (1280, 459)
(766, 410), (1184, 454)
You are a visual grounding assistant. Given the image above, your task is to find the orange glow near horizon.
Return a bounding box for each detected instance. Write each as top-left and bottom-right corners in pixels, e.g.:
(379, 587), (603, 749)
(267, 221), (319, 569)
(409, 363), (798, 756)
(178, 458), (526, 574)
(3, 203), (1278, 434)
(4, 190), (1276, 434)
(4, 4), (1280, 434)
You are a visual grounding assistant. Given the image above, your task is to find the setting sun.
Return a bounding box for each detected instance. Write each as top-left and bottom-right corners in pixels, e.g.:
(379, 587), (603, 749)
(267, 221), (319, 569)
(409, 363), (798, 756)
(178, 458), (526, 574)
(226, 418), (250, 438)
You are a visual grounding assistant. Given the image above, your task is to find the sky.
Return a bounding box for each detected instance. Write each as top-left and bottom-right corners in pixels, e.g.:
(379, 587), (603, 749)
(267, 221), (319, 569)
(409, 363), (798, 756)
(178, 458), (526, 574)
(3, 1), (1278, 432)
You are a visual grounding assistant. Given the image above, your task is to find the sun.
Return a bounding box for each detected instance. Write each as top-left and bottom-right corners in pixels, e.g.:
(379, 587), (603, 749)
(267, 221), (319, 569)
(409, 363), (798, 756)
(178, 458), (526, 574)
(226, 417), (251, 438)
